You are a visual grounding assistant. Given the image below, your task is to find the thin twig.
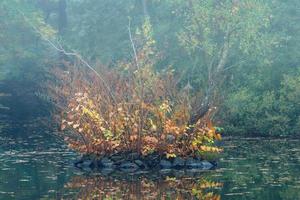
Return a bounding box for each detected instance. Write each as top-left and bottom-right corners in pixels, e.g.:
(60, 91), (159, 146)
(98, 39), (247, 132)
(128, 19), (139, 70)
(222, 60), (246, 72)
(128, 18), (144, 154)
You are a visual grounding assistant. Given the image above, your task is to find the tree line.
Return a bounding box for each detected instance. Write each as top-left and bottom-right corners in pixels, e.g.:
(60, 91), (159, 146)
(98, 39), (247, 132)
(0, 0), (299, 136)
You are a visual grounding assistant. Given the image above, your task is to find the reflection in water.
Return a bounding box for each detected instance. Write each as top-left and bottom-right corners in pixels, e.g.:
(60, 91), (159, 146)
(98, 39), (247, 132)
(0, 120), (300, 199)
(66, 175), (222, 200)
(218, 138), (300, 200)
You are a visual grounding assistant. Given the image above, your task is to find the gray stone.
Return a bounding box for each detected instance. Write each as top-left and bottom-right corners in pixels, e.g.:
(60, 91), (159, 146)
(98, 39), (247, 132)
(112, 157), (126, 165)
(201, 161), (214, 170)
(127, 152), (140, 160)
(100, 168), (114, 175)
(172, 157), (185, 168)
(89, 160), (98, 169)
(120, 162), (139, 172)
(74, 156), (91, 167)
(159, 159), (172, 169)
(144, 153), (160, 168)
(99, 157), (115, 168)
(134, 160), (147, 169)
(110, 155), (123, 162)
(82, 160), (93, 168)
(186, 158), (203, 168)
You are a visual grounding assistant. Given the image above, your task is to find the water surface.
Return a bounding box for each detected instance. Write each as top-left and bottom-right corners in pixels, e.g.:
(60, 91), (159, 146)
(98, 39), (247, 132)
(0, 120), (299, 199)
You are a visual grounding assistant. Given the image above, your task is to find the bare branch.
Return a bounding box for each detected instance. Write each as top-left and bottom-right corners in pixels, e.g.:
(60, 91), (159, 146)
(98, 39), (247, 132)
(128, 19), (139, 70)
(17, 10), (116, 103)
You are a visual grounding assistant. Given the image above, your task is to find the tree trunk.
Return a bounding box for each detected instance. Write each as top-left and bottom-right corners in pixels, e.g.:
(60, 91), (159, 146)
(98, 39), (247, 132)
(58, 0), (67, 34)
(142, 0), (149, 17)
(190, 35), (230, 124)
(216, 40), (229, 73)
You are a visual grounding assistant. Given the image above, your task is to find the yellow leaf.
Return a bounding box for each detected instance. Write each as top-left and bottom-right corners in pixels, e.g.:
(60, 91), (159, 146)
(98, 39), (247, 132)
(215, 134), (222, 140)
(166, 153), (176, 159)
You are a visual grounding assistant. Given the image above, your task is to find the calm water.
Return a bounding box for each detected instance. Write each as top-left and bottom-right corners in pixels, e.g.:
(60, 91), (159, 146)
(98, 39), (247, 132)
(0, 120), (300, 199)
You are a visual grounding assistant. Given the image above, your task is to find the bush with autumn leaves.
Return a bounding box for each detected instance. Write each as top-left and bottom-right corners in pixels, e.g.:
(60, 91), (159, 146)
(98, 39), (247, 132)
(48, 20), (222, 159)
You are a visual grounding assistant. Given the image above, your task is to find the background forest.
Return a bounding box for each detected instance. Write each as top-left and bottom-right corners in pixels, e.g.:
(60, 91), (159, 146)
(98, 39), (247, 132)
(1, 0), (299, 137)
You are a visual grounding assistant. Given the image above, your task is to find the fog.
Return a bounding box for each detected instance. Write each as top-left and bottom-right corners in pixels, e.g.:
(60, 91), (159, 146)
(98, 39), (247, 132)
(0, 1), (299, 199)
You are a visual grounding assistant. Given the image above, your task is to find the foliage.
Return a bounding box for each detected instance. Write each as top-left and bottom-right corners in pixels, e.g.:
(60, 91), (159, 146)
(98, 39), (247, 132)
(176, 0), (275, 102)
(216, 0), (300, 136)
(48, 21), (222, 157)
(1, 0), (300, 137)
(220, 69), (300, 136)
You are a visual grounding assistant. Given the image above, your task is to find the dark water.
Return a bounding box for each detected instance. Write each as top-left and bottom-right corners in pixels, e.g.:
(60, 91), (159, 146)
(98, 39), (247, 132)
(0, 120), (300, 199)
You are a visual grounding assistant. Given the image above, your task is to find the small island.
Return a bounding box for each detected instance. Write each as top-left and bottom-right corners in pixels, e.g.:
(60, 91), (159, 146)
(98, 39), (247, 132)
(48, 21), (222, 173)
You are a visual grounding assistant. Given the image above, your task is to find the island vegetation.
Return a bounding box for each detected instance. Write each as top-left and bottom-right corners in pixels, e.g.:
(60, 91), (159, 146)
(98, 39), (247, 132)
(47, 20), (222, 169)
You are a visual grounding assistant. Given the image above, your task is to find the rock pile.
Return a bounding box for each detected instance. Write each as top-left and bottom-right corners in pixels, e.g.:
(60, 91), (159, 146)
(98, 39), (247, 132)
(75, 153), (216, 173)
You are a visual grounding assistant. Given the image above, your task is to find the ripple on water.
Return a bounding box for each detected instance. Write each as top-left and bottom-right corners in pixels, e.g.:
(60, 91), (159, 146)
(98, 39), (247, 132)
(224, 192), (252, 196)
(19, 179), (30, 182)
(1, 128), (300, 200)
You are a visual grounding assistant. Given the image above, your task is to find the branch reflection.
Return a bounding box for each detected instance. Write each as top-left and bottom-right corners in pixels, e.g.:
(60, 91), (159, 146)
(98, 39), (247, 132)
(65, 172), (223, 199)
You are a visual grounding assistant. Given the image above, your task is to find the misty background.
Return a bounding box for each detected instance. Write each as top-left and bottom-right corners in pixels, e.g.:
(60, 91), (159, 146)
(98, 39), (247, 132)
(0, 0), (299, 136)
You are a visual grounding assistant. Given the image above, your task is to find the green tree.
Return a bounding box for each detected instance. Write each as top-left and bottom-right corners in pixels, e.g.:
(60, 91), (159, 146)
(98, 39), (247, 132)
(175, 0), (275, 123)
(0, 0), (56, 80)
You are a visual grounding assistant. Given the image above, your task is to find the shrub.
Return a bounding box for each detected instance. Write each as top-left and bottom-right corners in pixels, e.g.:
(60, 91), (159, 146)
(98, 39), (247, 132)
(220, 69), (300, 136)
(49, 63), (222, 158)
(47, 20), (222, 158)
